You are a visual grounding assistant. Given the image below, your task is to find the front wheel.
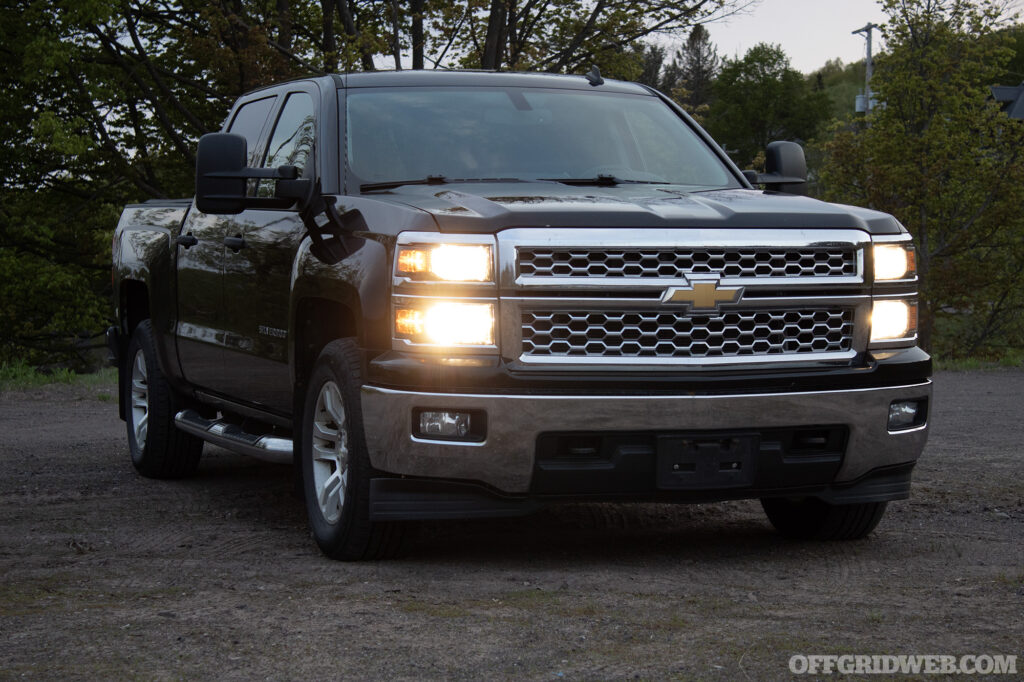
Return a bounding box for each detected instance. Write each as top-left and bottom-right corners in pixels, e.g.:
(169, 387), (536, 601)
(300, 339), (408, 560)
(761, 497), (888, 540)
(124, 320), (202, 478)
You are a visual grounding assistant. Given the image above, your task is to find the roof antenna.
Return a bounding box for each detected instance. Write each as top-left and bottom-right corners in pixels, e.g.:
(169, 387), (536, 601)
(585, 65), (604, 86)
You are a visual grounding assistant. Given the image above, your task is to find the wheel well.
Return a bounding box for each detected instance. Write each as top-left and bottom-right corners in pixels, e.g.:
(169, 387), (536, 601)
(293, 298), (359, 389)
(122, 280), (150, 335)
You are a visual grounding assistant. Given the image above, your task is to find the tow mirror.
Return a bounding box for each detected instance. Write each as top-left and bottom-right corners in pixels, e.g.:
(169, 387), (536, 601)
(195, 133), (304, 214)
(755, 141), (807, 196)
(196, 133), (248, 214)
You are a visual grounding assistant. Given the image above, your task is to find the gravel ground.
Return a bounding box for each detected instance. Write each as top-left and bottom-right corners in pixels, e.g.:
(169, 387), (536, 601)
(1, 370), (1021, 680)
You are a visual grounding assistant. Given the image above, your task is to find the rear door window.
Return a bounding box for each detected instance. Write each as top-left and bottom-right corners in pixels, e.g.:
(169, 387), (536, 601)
(226, 96), (277, 167)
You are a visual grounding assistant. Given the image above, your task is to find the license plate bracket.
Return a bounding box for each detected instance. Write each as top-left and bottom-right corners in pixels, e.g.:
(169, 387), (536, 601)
(656, 433), (758, 490)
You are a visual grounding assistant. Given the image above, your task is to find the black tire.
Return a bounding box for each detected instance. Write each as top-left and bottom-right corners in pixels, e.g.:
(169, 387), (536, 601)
(761, 497), (888, 541)
(124, 320), (203, 478)
(300, 339), (408, 560)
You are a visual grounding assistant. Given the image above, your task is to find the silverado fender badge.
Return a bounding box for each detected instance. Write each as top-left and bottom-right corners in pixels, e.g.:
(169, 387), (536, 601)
(257, 325), (288, 339)
(662, 279), (744, 311)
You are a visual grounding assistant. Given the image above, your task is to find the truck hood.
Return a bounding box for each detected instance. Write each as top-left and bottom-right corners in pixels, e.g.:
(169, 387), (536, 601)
(370, 183), (903, 235)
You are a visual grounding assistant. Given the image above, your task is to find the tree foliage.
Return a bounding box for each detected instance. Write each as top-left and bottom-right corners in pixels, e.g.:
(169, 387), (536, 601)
(819, 0), (1024, 357)
(677, 24), (719, 109)
(704, 42), (831, 167)
(811, 57), (867, 121)
(0, 0), (751, 367)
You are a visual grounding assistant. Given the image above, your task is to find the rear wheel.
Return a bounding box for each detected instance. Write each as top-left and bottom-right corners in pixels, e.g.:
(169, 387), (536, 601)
(761, 497), (887, 540)
(124, 320), (202, 478)
(300, 339), (408, 560)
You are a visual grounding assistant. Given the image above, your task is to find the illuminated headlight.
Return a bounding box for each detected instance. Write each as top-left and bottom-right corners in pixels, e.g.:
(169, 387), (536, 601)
(395, 301), (495, 346)
(873, 244), (916, 281)
(870, 299), (918, 342)
(397, 244), (493, 282)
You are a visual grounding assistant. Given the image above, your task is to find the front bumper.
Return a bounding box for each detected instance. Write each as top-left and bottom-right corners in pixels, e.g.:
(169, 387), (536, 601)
(361, 380), (931, 495)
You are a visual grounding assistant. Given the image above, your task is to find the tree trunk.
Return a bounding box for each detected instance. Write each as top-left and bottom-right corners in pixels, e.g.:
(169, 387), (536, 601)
(391, 0), (402, 69)
(336, 0), (376, 71)
(277, 0), (293, 51)
(482, 0), (507, 70)
(410, 0), (424, 69)
(320, 0), (337, 72)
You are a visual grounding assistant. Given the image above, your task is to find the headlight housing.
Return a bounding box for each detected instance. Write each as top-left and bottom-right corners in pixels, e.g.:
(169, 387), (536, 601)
(870, 299), (918, 342)
(395, 300), (495, 346)
(873, 243), (916, 281)
(396, 244), (493, 282)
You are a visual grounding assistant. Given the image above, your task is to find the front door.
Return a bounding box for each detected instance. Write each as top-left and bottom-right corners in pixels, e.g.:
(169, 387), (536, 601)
(176, 94), (277, 395)
(218, 91), (317, 413)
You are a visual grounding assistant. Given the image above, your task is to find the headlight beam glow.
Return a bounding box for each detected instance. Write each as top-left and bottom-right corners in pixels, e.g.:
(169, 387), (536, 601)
(395, 301), (495, 346)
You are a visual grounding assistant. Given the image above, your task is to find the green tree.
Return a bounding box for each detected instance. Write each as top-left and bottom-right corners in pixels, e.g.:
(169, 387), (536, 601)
(993, 23), (1024, 86)
(1, 0), (753, 367)
(450, 0), (743, 74)
(677, 24), (719, 109)
(705, 43), (831, 168)
(0, 1), (305, 367)
(811, 57), (867, 120)
(819, 0), (1024, 357)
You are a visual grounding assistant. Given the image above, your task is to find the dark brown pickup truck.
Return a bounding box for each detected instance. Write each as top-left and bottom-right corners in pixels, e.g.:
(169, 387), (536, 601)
(109, 70), (931, 560)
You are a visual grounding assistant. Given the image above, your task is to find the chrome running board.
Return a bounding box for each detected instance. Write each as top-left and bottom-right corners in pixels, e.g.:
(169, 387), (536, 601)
(174, 409), (293, 464)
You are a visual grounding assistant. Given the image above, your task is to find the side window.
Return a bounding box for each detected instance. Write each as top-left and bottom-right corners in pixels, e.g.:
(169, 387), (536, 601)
(258, 92), (316, 198)
(264, 92), (316, 171)
(226, 96), (277, 167)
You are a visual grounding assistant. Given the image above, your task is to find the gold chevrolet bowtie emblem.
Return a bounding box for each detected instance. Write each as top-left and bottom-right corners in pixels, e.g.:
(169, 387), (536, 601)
(662, 280), (743, 310)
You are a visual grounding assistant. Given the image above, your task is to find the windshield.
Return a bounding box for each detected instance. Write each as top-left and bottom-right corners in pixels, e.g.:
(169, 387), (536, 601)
(344, 86), (738, 191)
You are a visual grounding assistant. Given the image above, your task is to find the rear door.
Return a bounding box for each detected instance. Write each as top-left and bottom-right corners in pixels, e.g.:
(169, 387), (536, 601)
(176, 94), (277, 393)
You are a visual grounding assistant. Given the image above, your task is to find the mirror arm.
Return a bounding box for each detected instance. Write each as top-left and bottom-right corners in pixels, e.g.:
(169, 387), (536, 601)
(295, 182), (363, 264)
(203, 165), (298, 181)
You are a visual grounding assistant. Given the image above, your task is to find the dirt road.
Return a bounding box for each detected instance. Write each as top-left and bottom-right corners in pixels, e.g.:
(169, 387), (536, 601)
(1, 370), (1021, 679)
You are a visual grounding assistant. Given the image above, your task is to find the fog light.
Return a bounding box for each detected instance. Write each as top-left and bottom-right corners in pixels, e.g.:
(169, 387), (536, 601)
(888, 400), (922, 430)
(416, 410), (483, 441)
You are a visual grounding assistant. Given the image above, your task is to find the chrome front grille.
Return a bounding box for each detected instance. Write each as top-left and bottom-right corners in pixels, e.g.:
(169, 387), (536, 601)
(521, 308), (855, 359)
(499, 228), (871, 366)
(517, 247), (856, 279)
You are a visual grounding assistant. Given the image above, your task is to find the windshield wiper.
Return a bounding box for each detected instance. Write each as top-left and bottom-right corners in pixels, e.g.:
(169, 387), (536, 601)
(537, 175), (669, 187)
(359, 176), (527, 193)
(359, 175), (448, 192)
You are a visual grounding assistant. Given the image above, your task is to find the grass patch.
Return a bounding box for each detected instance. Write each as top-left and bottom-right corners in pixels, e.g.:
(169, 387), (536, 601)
(0, 361), (117, 391)
(934, 350), (1024, 371)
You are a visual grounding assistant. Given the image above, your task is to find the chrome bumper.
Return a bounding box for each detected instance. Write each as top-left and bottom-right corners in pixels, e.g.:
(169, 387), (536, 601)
(361, 381), (931, 494)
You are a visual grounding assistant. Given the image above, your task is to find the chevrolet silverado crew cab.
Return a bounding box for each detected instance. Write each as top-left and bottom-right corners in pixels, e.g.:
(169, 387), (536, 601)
(109, 70), (931, 560)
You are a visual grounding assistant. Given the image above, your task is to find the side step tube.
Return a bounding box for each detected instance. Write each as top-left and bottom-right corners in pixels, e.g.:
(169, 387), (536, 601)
(174, 409), (293, 464)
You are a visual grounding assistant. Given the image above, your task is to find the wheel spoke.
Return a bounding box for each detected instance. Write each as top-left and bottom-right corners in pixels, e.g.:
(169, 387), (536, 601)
(312, 442), (338, 463)
(312, 420), (337, 443)
(323, 384), (345, 427)
(136, 412), (148, 444)
(129, 348), (150, 448)
(318, 469), (343, 511)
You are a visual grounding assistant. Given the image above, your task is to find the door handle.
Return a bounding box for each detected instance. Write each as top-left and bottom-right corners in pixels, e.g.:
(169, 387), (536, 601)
(223, 235), (247, 252)
(177, 233), (198, 249)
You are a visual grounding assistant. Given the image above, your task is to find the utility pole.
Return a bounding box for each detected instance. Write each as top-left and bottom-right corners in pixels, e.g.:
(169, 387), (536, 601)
(852, 22), (880, 114)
